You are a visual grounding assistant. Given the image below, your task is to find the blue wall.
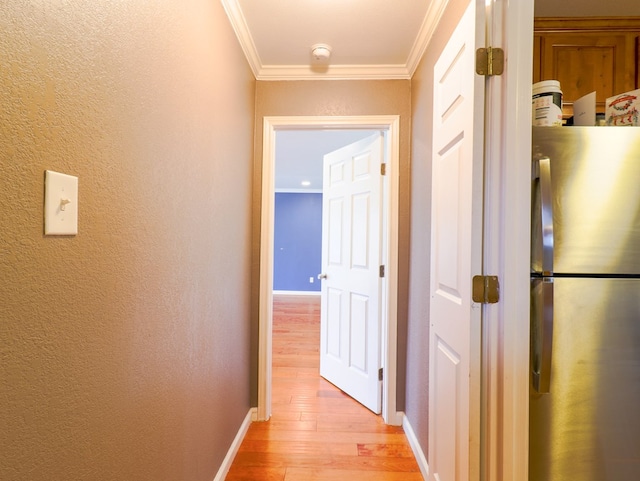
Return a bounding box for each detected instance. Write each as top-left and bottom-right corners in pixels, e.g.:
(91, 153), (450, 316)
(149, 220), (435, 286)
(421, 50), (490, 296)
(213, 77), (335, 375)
(274, 192), (322, 292)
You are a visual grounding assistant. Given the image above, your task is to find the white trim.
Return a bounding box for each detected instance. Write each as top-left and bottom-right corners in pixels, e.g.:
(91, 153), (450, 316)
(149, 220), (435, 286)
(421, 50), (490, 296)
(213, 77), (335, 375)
(482, 0), (505, 477)
(402, 413), (430, 480)
(498, 1), (534, 480)
(256, 64), (411, 81)
(480, 1), (533, 480)
(219, 0), (261, 77)
(275, 188), (323, 194)
(406, 0), (451, 77)
(212, 408), (255, 481)
(259, 115), (402, 426)
(273, 290), (321, 296)
(258, 120), (276, 422)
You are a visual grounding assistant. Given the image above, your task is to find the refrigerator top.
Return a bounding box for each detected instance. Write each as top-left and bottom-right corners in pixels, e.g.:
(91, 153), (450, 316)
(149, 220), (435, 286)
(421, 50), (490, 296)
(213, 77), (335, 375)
(531, 127), (640, 276)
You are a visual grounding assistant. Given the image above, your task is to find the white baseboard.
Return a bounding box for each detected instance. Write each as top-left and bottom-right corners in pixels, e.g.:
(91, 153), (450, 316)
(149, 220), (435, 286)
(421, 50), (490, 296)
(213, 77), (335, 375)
(402, 412), (430, 480)
(273, 290), (321, 296)
(213, 408), (255, 481)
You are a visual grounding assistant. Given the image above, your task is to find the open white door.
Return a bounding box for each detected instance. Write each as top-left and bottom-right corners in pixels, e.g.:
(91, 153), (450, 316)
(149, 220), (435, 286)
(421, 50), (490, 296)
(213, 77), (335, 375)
(428, 2), (485, 481)
(319, 133), (384, 414)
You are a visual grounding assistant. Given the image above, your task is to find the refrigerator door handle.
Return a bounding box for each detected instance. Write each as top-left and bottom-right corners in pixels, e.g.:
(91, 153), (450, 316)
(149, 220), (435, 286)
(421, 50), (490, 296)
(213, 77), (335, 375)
(532, 278), (554, 394)
(536, 156), (554, 275)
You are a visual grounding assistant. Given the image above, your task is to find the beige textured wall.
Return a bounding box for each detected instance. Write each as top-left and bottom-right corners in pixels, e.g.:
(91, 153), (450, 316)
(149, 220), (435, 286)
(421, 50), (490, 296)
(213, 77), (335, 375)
(0, 1), (255, 480)
(405, 0), (470, 457)
(251, 80), (412, 407)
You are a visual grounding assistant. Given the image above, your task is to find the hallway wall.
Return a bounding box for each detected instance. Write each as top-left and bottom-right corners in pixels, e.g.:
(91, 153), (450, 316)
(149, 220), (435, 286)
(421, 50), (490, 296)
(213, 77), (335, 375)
(406, 0), (471, 460)
(251, 80), (412, 407)
(0, 1), (255, 480)
(274, 192), (322, 293)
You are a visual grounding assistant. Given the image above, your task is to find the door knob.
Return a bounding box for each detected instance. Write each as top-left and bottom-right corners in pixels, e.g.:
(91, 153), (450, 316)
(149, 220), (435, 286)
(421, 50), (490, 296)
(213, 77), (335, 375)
(318, 273), (328, 280)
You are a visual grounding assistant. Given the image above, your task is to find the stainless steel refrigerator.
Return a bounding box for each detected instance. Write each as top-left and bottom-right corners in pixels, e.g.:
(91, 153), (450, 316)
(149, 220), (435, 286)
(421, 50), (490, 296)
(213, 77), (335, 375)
(530, 127), (640, 481)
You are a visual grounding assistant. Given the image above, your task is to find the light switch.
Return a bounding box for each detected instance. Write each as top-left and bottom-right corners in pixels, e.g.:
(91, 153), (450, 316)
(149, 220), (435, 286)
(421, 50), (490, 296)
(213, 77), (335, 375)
(44, 170), (78, 235)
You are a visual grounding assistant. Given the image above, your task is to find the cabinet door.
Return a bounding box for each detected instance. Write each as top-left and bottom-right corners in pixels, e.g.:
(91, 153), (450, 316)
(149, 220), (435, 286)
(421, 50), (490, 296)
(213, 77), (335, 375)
(539, 33), (636, 116)
(533, 35), (541, 82)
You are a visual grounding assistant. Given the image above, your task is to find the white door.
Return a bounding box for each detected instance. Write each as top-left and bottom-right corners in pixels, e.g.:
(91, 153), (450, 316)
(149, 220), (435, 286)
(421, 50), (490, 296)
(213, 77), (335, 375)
(429, 2), (485, 481)
(319, 133), (384, 414)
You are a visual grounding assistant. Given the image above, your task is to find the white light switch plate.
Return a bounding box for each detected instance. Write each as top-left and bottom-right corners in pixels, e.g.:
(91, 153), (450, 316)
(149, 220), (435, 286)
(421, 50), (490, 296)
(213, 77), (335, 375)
(44, 170), (78, 235)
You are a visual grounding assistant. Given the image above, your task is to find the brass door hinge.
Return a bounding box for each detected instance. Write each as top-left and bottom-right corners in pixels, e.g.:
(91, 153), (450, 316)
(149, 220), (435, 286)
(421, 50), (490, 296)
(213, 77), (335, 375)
(381, 163), (386, 176)
(476, 47), (504, 76)
(378, 368), (383, 381)
(472, 275), (500, 304)
(379, 265), (385, 278)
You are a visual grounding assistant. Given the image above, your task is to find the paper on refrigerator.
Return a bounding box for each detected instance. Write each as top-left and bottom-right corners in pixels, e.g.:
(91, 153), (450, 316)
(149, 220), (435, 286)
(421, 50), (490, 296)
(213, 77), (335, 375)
(573, 91), (596, 126)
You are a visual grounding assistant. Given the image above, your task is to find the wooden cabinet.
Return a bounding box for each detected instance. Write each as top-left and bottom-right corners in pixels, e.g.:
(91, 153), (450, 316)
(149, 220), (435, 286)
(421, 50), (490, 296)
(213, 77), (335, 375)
(534, 18), (640, 118)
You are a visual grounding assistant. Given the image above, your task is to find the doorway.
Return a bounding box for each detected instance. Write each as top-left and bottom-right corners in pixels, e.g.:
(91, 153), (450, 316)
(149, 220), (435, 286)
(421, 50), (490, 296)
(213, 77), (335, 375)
(257, 115), (402, 425)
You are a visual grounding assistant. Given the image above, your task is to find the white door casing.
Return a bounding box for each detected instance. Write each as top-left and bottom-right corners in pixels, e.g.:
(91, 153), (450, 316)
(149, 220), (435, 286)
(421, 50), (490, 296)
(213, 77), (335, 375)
(428, 2), (485, 481)
(258, 116), (401, 426)
(319, 133), (384, 414)
(481, 1), (534, 480)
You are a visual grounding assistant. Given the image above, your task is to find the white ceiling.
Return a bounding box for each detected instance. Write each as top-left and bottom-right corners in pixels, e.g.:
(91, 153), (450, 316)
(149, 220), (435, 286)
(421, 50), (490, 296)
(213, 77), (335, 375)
(226, 0), (639, 189)
(275, 130), (377, 191)
(222, 0), (444, 80)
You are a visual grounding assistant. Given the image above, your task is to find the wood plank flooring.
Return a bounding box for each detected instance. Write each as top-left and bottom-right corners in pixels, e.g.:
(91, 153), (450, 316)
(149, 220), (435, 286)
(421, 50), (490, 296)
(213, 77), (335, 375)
(226, 294), (424, 481)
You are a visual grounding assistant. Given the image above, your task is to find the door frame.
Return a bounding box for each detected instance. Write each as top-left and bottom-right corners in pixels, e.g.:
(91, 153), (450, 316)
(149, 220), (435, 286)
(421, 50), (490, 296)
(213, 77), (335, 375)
(257, 115), (401, 425)
(480, 1), (533, 480)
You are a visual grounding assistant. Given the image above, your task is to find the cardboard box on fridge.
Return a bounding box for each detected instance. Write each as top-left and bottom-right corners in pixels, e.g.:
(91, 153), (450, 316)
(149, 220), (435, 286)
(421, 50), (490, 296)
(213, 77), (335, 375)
(606, 89), (640, 126)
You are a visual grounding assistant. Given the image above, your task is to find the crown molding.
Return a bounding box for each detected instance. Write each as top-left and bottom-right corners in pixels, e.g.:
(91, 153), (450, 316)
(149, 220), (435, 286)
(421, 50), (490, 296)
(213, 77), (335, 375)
(275, 188), (323, 194)
(221, 0), (447, 81)
(220, 0), (261, 77)
(256, 64), (411, 81)
(406, 0), (450, 77)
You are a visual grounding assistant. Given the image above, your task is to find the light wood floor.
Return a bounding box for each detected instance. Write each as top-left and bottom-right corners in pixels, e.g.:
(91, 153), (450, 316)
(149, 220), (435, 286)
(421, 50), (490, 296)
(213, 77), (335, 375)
(225, 294), (424, 481)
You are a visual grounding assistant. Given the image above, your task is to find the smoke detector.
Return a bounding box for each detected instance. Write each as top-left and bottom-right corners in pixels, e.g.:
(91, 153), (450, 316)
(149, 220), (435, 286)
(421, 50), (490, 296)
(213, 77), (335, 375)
(311, 44), (332, 62)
